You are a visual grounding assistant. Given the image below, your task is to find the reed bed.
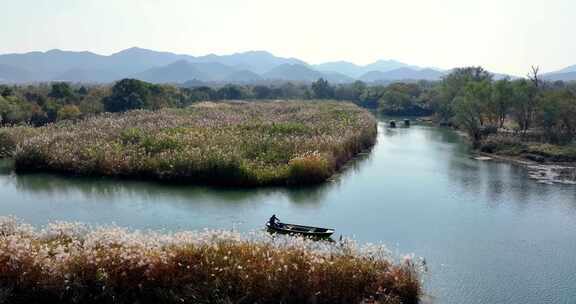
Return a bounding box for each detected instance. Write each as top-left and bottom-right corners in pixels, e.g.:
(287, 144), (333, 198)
(0, 126), (40, 157)
(0, 217), (422, 304)
(12, 101), (377, 186)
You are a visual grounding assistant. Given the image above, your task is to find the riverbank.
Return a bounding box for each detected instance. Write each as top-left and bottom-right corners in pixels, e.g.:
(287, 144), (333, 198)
(397, 117), (576, 185)
(478, 134), (576, 162)
(2, 101), (377, 187)
(471, 135), (576, 184)
(0, 217), (422, 304)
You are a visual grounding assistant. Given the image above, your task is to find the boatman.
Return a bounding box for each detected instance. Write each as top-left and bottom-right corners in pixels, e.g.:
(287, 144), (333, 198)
(269, 214), (279, 226)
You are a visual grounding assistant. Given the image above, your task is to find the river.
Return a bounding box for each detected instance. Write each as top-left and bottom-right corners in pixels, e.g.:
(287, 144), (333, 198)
(1, 118), (576, 304)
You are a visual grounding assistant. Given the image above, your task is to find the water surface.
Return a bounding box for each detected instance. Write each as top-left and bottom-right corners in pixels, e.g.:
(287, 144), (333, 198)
(2, 119), (576, 304)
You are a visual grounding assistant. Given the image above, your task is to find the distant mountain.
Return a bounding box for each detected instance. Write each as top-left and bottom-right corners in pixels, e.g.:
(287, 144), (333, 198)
(314, 61), (366, 78)
(543, 65), (576, 81)
(191, 51), (306, 74)
(262, 64), (324, 82)
(133, 60), (207, 83)
(224, 70), (262, 83)
(543, 71), (576, 81)
(364, 60), (419, 73)
(551, 64), (576, 74)
(381, 67), (443, 80)
(359, 71), (390, 82)
(321, 71), (355, 84)
(0, 49), (106, 80)
(53, 68), (120, 83)
(314, 59), (420, 78)
(0, 48), (188, 82)
(261, 65), (354, 83)
(191, 62), (239, 81)
(0, 64), (33, 83)
(0, 48), (306, 83)
(359, 67), (444, 82)
(0, 47), (524, 84)
(134, 60), (271, 83)
(106, 47), (191, 76)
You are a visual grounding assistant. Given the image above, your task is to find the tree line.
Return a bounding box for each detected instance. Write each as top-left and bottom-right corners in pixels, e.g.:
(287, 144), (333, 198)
(1, 71), (575, 147)
(436, 67), (576, 146)
(0, 78), (434, 126)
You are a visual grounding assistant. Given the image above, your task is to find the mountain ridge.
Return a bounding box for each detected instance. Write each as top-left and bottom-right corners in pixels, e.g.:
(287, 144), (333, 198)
(0, 47), (525, 84)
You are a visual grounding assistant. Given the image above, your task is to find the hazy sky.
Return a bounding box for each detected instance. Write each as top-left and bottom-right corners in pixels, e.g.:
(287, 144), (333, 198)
(1, 0), (574, 75)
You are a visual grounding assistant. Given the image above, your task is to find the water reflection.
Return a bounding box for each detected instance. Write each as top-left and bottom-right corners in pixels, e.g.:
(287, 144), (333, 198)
(440, 129), (576, 212)
(1, 148), (373, 207)
(0, 159), (13, 175)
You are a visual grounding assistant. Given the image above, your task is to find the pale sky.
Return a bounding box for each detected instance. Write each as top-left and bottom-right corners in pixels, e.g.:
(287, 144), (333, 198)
(1, 0), (574, 75)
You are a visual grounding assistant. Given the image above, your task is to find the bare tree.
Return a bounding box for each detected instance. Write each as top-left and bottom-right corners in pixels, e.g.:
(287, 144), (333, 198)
(527, 65), (541, 88)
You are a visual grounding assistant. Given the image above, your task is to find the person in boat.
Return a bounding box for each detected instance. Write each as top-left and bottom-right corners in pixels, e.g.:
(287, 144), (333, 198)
(269, 214), (279, 227)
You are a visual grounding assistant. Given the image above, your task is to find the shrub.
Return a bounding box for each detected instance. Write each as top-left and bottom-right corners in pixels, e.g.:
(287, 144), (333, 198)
(526, 143), (576, 162)
(479, 134), (525, 155)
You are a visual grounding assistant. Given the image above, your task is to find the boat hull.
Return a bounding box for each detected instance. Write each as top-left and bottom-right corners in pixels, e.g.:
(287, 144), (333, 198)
(266, 222), (334, 238)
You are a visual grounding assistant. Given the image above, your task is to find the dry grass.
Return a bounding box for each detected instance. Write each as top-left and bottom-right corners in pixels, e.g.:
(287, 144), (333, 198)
(0, 217), (423, 304)
(0, 126), (39, 157)
(10, 101), (377, 186)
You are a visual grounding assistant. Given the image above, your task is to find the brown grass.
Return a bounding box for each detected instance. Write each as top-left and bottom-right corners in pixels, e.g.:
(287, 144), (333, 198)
(0, 218), (423, 304)
(7, 101), (377, 186)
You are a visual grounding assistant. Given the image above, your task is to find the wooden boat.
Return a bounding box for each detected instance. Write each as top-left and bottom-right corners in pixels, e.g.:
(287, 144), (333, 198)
(266, 221), (335, 238)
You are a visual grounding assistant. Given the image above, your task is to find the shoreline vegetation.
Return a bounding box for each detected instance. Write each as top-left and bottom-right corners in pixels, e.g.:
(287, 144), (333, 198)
(478, 134), (576, 163)
(438, 67), (576, 169)
(0, 217), (423, 304)
(2, 70), (575, 171)
(381, 66), (576, 178)
(3, 101), (377, 186)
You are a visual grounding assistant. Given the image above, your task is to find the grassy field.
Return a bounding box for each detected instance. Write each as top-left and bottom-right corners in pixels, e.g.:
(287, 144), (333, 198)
(0, 217), (422, 304)
(8, 101), (377, 186)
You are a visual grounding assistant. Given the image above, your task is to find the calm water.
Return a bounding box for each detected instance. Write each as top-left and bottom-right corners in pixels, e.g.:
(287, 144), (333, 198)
(2, 119), (576, 304)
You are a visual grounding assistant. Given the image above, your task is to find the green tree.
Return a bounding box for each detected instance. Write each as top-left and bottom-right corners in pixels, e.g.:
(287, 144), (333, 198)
(453, 80), (492, 145)
(77, 86), (89, 95)
(253, 85), (272, 99)
(335, 81), (367, 104)
(511, 79), (539, 134)
(189, 86), (217, 101)
(0, 95), (8, 124)
(379, 90), (411, 114)
(57, 105), (82, 121)
(489, 79), (514, 128)
(351, 81), (367, 101)
(103, 79), (151, 112)
(30, 104), (49, 126)
(279, 83), (307, 99)
(537, 90), (576, 144)
(217, 85), (243, 100)
(0, 96), (32, 124)
(78, 87), (107, 115)
(42, 100), (61, 122)
(358, 86), (384, 109)
(311, 78), (333, 99)
(49, 82), (75, 100)
(1, 86), (14, 98)
(439, 67), (492, 122)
